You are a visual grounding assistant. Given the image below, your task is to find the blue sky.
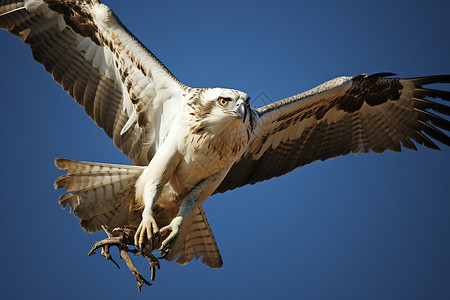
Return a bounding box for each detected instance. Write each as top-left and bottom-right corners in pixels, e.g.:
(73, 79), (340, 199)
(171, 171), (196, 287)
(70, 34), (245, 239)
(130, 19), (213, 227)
(0, 1), (449, 299)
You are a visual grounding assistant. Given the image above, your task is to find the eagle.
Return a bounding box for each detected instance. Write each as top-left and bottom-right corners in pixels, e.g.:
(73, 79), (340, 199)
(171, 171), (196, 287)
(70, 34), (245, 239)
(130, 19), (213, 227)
(1, 0), (449, 287)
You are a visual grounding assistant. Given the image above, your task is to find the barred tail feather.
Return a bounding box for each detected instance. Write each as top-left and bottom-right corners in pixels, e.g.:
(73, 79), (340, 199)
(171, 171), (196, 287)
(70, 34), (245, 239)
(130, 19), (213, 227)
(54, 158), (144, 233)
(166, 205), (223, 268)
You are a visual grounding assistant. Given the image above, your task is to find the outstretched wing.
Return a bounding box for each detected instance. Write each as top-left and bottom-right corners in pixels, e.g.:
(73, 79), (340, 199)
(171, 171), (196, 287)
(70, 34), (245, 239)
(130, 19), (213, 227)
(0, 0), (187, 165)
(216, 73), (450, 193)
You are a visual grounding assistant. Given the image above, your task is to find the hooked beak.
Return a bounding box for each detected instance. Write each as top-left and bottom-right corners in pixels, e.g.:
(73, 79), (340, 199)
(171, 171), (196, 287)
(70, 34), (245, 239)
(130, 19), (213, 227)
(235, 102), (247, 123)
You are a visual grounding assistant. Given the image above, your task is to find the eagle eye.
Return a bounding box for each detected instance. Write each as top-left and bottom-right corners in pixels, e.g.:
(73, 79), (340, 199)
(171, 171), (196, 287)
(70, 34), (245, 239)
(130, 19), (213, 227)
(218, 97), (230, 106)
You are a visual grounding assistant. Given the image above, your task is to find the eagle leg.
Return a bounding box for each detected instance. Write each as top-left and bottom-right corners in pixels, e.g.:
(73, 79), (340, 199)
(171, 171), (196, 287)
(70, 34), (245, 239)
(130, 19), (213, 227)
(88, 225), (161, 292)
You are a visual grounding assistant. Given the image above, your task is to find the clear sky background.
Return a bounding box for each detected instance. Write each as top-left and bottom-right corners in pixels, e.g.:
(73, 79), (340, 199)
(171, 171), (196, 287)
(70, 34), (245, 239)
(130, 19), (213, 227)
(0, 1), (449, 299)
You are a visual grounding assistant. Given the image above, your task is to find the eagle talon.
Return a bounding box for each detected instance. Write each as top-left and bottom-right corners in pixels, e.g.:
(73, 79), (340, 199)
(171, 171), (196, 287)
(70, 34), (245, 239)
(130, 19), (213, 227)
(135, 215), (160, 251)
(158, 216), (183, 254)
(158, 242), (170, 255)
(157, 252), (168, 259)
(158, 242), (173, 255)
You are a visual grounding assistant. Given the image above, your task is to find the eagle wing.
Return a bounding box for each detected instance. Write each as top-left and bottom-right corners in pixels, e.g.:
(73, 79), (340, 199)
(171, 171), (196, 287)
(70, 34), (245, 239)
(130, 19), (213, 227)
(0, 0), (187, 165)
(216, 73), (450, 193)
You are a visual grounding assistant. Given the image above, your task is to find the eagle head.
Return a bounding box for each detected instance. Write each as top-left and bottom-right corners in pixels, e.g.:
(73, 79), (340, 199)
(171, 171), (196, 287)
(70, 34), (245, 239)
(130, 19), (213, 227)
(189, 88), (254, 133)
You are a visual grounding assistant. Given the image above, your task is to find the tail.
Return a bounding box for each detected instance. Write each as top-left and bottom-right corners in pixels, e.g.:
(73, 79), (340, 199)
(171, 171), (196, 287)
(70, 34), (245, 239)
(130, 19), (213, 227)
(54, 158), (145, 233)
(165, 206), (223, 268)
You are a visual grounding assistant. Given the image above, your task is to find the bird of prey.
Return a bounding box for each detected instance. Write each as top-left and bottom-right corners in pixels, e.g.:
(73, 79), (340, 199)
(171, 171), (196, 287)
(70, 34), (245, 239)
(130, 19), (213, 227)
(1, 0), (449, 288)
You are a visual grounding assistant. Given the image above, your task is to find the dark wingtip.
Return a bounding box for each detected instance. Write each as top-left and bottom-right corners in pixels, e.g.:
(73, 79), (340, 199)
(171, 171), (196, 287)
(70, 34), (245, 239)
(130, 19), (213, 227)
(408, 75), (450, 85)
(365, 72), (397, 79)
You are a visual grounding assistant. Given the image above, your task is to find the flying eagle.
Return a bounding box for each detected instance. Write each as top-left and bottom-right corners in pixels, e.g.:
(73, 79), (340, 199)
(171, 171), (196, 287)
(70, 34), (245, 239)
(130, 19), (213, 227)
(1, 0), (449, 286)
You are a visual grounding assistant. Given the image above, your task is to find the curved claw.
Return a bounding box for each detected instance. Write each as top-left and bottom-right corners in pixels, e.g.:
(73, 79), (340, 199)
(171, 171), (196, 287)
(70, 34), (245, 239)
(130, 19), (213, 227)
(158, 240), (175, 255)
(157, 251), (169, 260)
(139, 238), (153, 253)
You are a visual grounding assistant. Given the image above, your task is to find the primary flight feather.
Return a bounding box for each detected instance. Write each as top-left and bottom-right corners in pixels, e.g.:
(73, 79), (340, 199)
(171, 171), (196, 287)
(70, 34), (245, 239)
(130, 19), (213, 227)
(0, 0), (448, 282)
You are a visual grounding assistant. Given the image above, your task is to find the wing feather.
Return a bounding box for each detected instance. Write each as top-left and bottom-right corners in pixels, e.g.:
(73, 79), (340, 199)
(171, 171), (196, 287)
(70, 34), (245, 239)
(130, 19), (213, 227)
(0, 0), (187, 165)
(216, 74), (450, 193)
